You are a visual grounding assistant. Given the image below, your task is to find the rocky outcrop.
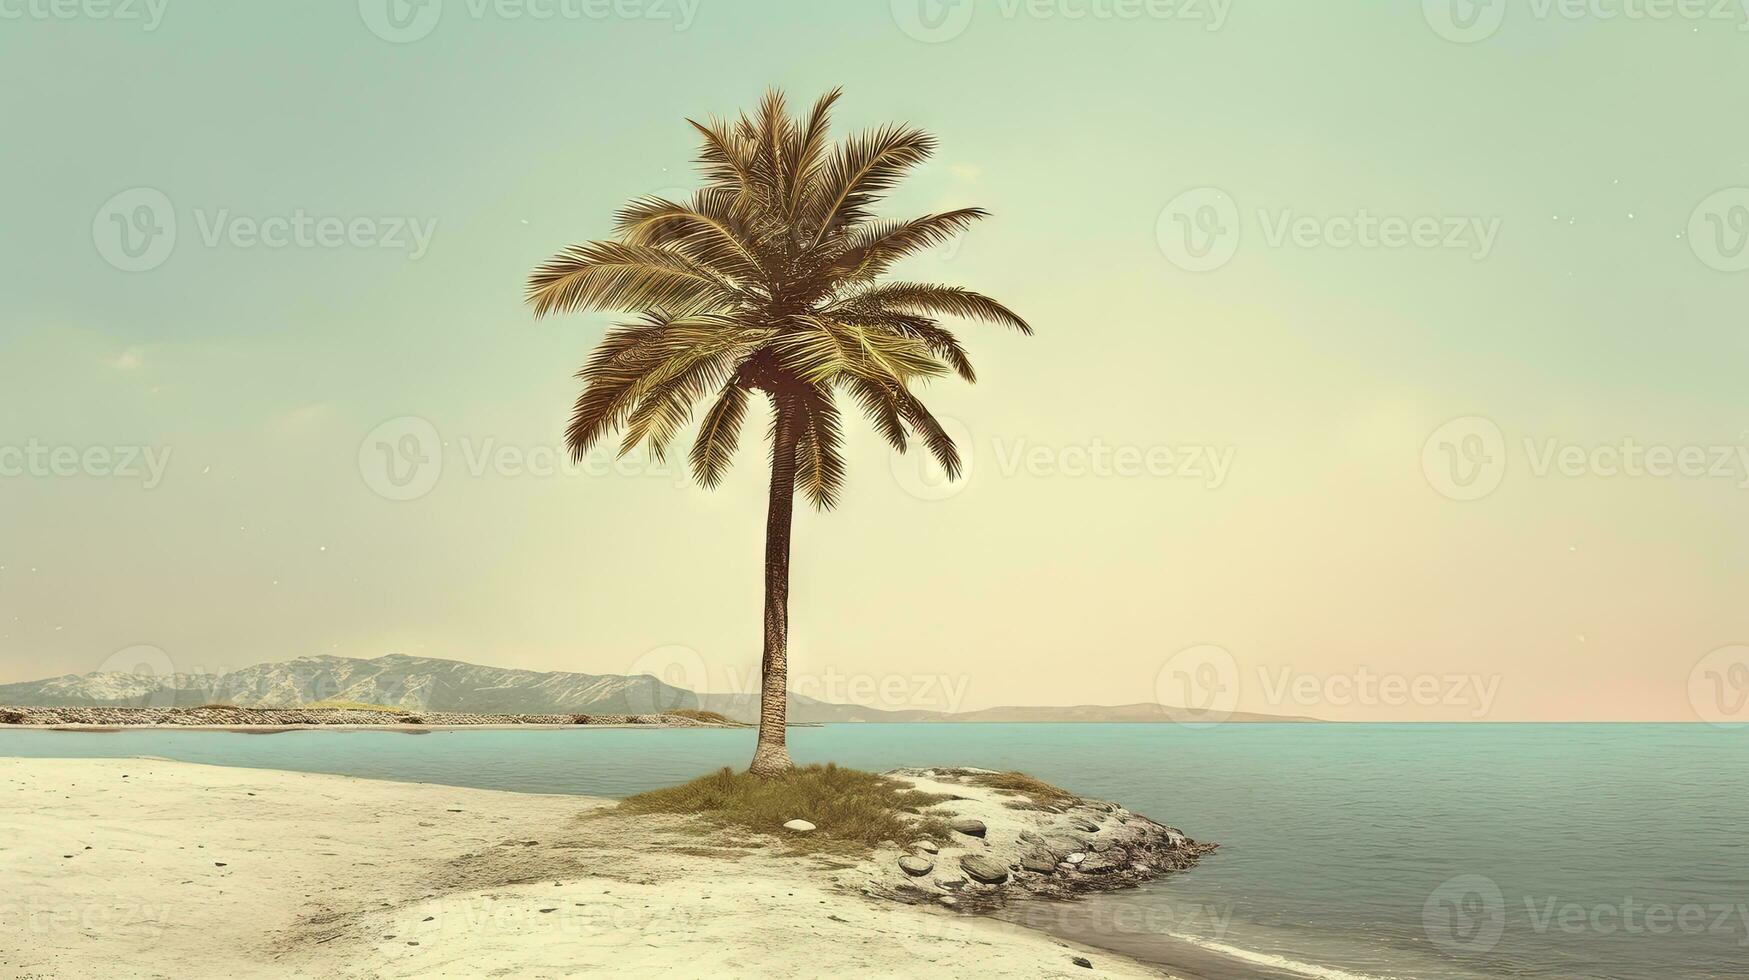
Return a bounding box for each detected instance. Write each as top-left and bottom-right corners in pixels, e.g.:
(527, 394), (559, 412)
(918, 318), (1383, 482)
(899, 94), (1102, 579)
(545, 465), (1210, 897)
(0, 706), (723, 728)
(858, 767), (1216, 911)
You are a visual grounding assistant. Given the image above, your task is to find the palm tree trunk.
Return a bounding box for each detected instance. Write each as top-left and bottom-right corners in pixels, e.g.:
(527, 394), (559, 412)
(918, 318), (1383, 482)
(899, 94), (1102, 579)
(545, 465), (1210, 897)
(747, 397), (798, 778)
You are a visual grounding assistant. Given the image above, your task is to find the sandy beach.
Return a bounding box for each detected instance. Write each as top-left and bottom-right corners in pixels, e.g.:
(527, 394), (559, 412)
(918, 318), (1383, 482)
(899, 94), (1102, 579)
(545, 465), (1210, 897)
(1, 757), (1171, 979)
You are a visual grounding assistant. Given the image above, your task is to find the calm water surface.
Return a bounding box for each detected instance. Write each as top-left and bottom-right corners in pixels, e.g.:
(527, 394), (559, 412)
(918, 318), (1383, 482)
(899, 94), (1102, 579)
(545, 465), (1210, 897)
(4, 723), (1742, 980)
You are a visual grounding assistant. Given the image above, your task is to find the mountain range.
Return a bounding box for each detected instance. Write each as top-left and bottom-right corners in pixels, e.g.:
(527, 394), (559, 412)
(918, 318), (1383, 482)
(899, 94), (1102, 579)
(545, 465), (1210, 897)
(0, 654), (1315, 724)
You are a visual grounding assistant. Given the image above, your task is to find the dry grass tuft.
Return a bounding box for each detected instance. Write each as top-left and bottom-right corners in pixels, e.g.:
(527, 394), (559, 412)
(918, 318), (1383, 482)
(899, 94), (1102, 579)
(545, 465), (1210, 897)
(667, 708), (739, 725)
(964, 771), (1079, 806)
(619, 764), (952, 853)
(305, 700), (404, 713)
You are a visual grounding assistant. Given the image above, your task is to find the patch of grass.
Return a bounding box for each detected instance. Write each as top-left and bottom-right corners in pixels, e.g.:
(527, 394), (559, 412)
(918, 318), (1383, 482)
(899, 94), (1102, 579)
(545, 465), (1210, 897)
(964, 771), (1079, 806)
(668, 708), (737, 725)
(306, 700), (404, 713)
(618, 764), (952, 853)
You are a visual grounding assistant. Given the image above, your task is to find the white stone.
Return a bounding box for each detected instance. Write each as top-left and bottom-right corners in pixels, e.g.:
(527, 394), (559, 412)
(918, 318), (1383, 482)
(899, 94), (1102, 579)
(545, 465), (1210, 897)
(782, 819), (816, 832)
(1066, 852), (1086, 864)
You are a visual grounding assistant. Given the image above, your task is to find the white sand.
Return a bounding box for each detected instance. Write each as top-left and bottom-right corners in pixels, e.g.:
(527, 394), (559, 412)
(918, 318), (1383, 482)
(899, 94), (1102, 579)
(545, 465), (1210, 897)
(0, 757), (1169, 979)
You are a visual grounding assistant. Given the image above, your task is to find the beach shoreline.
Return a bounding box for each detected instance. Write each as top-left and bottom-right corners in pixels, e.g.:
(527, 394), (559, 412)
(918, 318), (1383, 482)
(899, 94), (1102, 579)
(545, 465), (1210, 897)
(2, 756), (1193, 979)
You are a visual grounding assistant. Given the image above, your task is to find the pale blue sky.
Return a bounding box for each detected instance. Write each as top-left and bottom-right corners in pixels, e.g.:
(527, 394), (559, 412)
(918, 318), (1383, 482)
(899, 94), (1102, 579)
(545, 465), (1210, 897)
(3, 1), (1747, 719)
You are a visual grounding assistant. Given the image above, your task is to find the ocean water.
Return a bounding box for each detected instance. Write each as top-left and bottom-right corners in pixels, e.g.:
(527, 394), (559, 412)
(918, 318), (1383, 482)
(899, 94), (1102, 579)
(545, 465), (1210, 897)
(3, 723), (1743, 979)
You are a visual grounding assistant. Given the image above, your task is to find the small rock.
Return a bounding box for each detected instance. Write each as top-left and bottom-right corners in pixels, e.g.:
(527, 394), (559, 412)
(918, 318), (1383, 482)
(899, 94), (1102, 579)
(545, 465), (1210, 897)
(538, 908), (557, 913)
(1077, 850), (1128, 874)
(214, 862), (228, 868)
(949, 817), (986, 838)
(959, 855), (1009, 885)
(1072, 956), (1093, 968)
(938, 896), (957, 907)
(898, 855), (934, 877)
(1020, 852), (1057, 874)
(913, 839), (939, 854)
(783, 819), (816, 832)
(1065, 852), (1086, 864)
(1070, 819), (1100, 834)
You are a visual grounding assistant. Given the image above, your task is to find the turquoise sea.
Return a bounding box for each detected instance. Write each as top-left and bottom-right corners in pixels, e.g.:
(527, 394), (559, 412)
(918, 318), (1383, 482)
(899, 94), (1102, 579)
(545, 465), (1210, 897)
(3, 723), (1742, 979)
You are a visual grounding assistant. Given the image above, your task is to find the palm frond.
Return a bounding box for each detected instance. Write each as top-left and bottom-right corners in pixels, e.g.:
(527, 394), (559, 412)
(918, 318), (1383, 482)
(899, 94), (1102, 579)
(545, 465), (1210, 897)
(782, 87), (842, 219)
(805, 125), (937, 246)
(895, 388), (961, 481)
(835, 281), (1032, 335)
(612, 195), (763, 283)
(792, 383), (846, 510)
(527, 241), (737, 318)
(689, 378), (752, 487)
(825, 209), (988, 285)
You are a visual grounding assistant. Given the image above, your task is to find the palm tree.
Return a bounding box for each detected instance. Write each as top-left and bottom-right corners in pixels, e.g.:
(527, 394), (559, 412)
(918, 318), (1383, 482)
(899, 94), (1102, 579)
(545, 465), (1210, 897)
(526, 89), (1030, 777)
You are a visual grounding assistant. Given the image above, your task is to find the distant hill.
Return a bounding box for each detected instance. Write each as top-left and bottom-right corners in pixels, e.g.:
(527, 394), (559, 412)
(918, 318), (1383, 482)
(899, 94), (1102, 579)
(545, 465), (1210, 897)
(0, 654), (1316, 723)
(0, 654), (697, 716)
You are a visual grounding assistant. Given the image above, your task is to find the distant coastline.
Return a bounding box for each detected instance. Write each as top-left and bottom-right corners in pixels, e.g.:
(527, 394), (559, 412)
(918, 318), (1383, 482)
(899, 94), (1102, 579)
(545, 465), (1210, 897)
(0, 705), (741, 730)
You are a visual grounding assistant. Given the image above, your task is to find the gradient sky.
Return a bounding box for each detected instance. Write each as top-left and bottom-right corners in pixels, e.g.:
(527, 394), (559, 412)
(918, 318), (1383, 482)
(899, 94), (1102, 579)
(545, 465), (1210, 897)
(3, 1), (1747, 721)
